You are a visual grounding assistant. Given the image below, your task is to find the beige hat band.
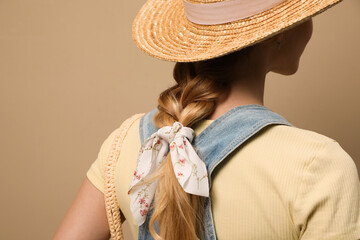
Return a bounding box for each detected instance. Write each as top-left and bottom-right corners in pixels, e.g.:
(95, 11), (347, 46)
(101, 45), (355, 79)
(183, 0), (286, 25)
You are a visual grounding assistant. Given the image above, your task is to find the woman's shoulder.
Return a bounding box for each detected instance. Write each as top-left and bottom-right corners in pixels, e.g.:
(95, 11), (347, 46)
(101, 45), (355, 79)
(102, 113), (144, 153)
(103, 113), (144, 147)
(260, 124), (356, 169)
(278, 125), (360, 239)
(86, 114), (144, 192)
(262, 124), (339, 148)
(270, 124), (335, 141)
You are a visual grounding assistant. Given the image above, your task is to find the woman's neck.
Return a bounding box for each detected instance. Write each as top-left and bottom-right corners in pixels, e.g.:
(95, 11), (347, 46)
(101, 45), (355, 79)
(206, 42), (272, 120)
(207, 68), (268, 120)
(207, 84), (265, 120)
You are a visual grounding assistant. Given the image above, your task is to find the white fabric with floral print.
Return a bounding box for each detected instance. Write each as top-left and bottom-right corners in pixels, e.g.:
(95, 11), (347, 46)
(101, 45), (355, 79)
(128, 122), (209, 226)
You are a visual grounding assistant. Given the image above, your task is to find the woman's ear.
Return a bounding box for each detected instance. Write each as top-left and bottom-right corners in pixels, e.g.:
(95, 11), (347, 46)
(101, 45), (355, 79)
(275, 33), (285, 49)
(260, 32), (285, 49)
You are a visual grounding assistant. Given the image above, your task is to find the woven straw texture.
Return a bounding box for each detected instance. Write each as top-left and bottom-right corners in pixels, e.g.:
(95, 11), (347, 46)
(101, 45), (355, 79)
(132, 0), (342, 62)
(104, 113), (145, 240)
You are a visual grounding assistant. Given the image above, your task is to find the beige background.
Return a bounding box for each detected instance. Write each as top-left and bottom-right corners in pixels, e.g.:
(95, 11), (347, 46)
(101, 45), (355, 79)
(0, 0), (359, 239)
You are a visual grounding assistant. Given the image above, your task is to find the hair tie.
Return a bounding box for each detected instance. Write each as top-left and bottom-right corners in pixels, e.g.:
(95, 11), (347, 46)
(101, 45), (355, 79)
(128, 122), (209, 226)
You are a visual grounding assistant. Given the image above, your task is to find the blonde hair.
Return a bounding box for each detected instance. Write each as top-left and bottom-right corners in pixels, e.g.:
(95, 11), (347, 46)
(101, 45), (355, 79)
(133, 48), (252, 240)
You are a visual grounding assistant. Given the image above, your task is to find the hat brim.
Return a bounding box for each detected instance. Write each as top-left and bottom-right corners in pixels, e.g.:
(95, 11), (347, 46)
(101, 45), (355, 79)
(132, 0), (341, 62)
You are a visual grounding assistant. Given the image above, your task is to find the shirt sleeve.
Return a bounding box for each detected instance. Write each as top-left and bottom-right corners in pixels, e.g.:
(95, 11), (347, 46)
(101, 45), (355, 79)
(293, 140), (360, 240)
(86, 127), (122, 194)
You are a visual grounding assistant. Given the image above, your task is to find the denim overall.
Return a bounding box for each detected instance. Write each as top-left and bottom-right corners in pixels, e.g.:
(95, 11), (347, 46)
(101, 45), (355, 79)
(137, 104), (292, 240)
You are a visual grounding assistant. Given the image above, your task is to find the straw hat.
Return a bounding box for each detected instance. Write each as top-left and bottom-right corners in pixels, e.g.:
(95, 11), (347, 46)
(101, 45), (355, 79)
(132, 0), (342, 62)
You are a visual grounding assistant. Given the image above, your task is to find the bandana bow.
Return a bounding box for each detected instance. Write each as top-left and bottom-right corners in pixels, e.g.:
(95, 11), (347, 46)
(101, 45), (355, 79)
(128, 122), (209, 226)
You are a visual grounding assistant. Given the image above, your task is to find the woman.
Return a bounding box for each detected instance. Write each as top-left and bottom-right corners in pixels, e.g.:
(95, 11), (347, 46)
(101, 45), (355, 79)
(53, 0), (360, 239)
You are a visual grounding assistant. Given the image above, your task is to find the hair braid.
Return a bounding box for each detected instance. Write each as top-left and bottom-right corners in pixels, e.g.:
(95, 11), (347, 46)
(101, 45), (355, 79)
(134, 49), (249, 240)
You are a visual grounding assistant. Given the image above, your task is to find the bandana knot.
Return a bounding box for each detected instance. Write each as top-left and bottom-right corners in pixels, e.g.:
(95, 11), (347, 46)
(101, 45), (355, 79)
(157, 122), (195, 144)
(128, 121), (209, 226)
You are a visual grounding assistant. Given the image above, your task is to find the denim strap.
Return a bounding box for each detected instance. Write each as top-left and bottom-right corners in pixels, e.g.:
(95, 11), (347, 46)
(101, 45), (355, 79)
(138, 105), (292, 240)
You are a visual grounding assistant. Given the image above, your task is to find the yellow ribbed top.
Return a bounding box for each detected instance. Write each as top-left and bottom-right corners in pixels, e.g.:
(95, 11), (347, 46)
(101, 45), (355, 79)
(87, 116), (360, 240)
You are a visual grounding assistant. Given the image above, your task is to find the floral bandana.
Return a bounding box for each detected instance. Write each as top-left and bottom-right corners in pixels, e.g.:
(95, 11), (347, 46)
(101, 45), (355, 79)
(128, 121), (209, 226)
